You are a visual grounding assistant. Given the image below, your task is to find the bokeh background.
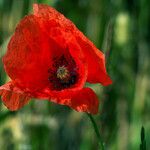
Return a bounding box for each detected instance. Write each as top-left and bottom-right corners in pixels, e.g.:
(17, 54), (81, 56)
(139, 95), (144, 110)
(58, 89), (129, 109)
(0, 0), (150, 150)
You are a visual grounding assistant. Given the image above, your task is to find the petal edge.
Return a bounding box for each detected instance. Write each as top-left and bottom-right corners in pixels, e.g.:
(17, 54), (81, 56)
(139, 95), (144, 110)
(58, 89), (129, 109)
(71, 88), (99, 114)
(0, 82), (30, 111)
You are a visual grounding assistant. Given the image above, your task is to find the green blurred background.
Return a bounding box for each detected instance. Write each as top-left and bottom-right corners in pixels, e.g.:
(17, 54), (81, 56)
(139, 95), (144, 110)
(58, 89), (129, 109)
(0, 0), (150, 150)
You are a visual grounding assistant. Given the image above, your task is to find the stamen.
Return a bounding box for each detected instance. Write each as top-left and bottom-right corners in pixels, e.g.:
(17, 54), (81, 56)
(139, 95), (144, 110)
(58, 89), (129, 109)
(57, 66), (69, 80)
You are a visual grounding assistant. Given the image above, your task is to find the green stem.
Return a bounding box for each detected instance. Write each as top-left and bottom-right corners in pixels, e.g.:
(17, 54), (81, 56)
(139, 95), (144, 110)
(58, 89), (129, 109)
(87, 113), (105, 150)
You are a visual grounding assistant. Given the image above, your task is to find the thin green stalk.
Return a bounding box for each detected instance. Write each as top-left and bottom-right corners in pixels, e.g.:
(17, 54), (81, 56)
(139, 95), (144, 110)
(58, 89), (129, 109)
(87, 113), (105, 150)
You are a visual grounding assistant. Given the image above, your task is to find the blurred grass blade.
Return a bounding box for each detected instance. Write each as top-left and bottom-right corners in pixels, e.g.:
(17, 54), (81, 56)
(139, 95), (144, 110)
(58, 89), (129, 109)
(140, 126), (146, 150)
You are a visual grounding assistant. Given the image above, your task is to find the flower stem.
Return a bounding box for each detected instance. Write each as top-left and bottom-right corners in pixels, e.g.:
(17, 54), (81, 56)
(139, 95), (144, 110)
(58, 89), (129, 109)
(87, 113), (105, 150)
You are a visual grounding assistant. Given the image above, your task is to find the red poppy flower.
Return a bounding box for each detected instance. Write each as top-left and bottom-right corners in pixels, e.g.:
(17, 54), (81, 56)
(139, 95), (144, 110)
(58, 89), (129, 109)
(0, 4), (112, 114)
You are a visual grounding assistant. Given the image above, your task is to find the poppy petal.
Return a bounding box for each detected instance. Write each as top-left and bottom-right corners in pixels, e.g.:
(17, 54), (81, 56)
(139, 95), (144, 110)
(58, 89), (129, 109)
(71, 88), (99, 114)
(0, 82), (30, 111)
(76, 35), (112, 86)
(50, 88), (99, 114)
(3, 15), (54, 91)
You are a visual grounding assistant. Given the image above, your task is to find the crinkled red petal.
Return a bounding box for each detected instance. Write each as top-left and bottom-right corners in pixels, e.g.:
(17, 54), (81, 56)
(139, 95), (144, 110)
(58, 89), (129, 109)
(71, 88), (99, 114)
(3, 15), (52, 91)
(76, 35), (112, 85)
(33, 3), (112, 86)
(49, 88), (99, 114)
(0, 82), (30, 111)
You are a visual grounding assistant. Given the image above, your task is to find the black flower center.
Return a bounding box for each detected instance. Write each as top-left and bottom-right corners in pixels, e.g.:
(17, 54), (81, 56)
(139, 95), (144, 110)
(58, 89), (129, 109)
(48, 55), (78, 91)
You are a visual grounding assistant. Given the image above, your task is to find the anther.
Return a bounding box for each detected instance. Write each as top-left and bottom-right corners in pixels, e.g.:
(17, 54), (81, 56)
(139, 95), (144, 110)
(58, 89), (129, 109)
(57, 66), (69, 80)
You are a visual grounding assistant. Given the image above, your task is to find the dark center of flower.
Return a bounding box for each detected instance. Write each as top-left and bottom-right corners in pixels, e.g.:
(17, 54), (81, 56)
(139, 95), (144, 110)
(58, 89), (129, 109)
(48, 54), (78, 91)
(57, 66), (69, 80)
